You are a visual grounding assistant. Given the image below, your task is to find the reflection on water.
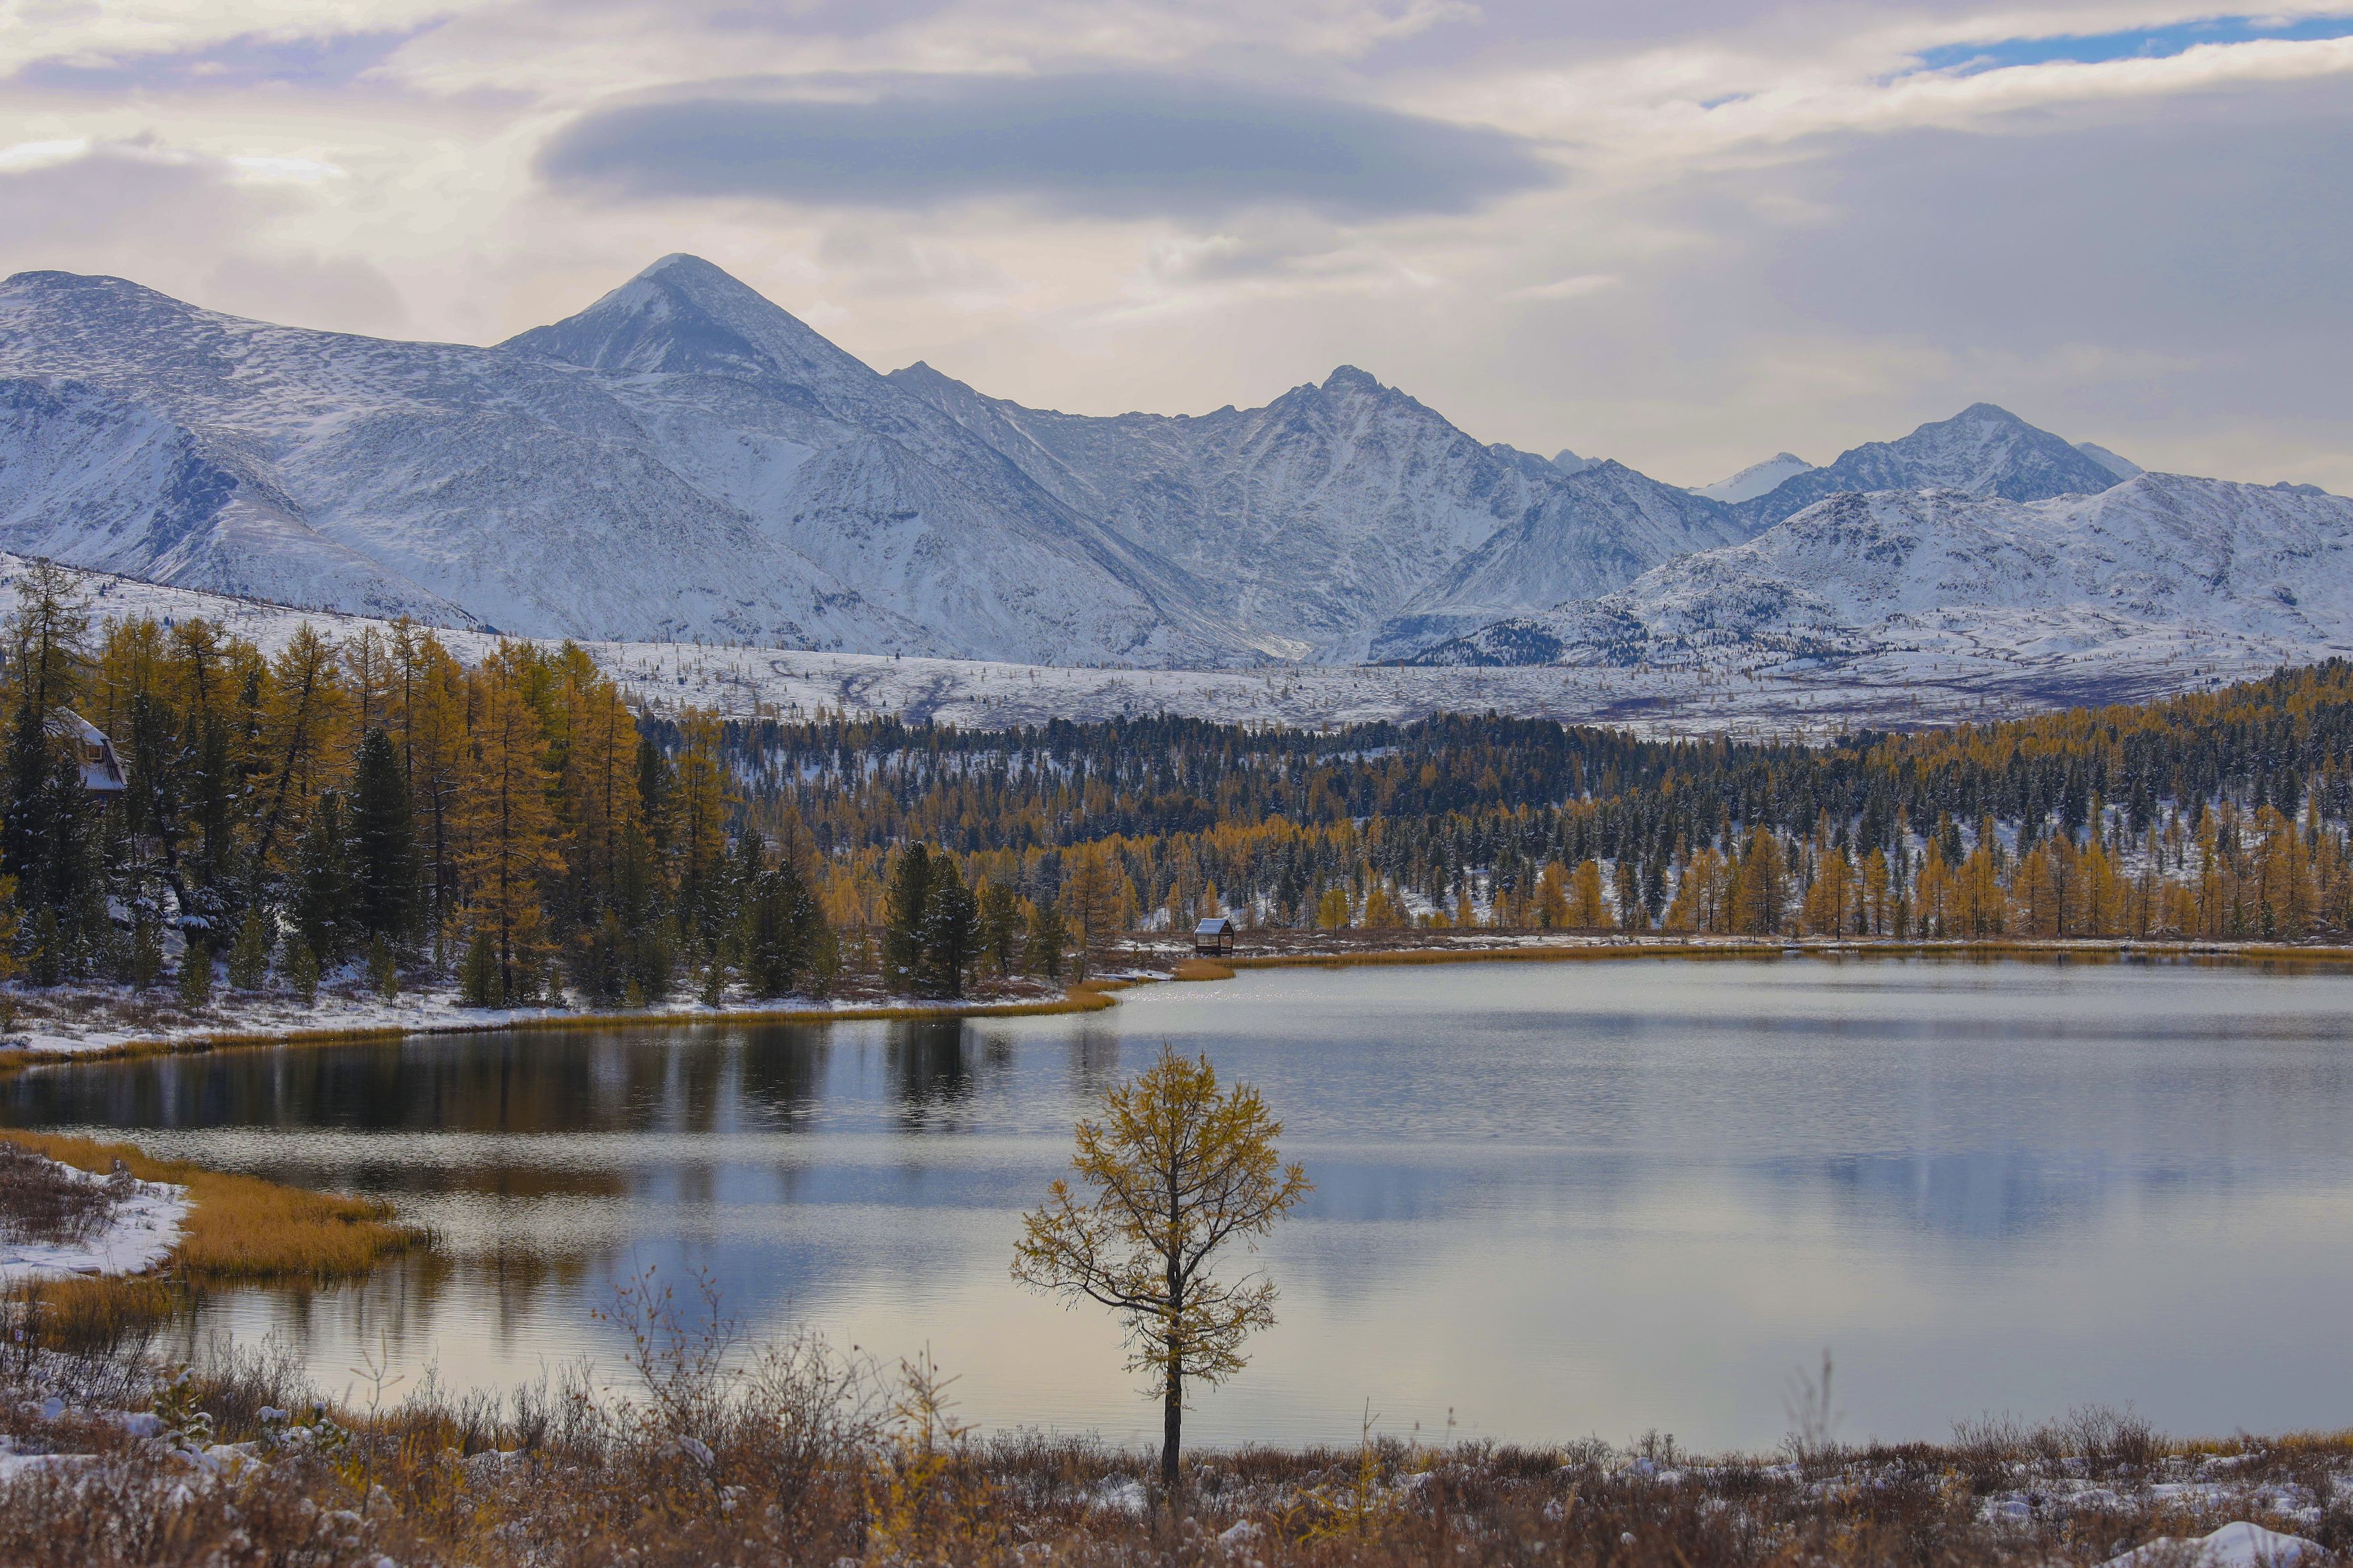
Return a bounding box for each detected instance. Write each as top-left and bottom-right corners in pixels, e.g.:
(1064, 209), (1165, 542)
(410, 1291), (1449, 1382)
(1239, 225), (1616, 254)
(7, 958), (2353, 1449)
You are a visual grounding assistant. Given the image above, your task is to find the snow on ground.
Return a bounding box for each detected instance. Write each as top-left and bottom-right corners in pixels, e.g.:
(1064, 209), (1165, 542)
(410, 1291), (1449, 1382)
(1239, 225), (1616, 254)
(2100, 1520), (2323, 1567)
(0, 1158), (185, 1284)
(7, 554), (2292, 739)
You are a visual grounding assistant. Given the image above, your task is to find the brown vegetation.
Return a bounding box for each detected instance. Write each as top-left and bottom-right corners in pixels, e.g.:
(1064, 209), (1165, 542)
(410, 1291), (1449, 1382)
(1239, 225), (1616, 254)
(0, 1282), (2346, 1568)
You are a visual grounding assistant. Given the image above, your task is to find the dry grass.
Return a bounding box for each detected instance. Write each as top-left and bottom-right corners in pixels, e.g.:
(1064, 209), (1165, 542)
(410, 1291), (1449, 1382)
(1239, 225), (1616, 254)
(1170, 957), (1236, 981)
(0, 1130), (424, 1282)
(2, 1289), (2348, 1568)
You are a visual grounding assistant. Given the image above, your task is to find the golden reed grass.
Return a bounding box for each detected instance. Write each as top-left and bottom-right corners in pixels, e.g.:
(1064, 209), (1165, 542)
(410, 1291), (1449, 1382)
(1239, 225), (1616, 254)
(0, 1129), (424, 1282)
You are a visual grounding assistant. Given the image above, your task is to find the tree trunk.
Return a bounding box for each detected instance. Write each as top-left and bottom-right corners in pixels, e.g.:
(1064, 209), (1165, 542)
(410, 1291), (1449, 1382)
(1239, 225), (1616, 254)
(1162, 1339), (1183, 1505)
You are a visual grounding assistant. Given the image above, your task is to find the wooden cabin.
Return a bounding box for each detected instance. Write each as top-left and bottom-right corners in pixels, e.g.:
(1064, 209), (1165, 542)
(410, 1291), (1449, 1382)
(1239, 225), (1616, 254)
(1193, 915), (1236, 956)
(44, 710), (127, 793)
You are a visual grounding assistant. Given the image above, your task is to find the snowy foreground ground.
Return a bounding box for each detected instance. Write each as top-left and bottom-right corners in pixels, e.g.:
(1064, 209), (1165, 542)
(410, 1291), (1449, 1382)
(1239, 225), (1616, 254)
(13, 555), (2313, 737)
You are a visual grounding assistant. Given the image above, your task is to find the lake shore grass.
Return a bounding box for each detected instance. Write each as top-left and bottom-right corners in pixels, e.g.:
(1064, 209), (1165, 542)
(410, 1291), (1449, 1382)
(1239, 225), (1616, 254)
(0, 1129), (427, 1283)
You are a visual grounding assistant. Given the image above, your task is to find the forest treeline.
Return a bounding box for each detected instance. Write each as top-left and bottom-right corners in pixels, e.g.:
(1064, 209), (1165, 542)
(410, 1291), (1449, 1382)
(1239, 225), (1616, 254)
(7, 553), (2353, 1016)
(699, 657), (2353, 944)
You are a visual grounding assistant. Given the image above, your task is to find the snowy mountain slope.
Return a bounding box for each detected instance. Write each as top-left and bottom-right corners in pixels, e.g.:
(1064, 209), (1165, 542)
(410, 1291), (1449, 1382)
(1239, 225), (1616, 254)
(1695, 452), (1814, 503)
(1366, 460), (1761, 657)
(12, 550), (2299, 743)
(1551, 448), (1599, 474)
(1733, 403), (2124, 529)
(889, 362), (1760, 661)
(1408, 474), (2353, 671)
(0, 259), (1254, 665)
(0, 376), (477, 624)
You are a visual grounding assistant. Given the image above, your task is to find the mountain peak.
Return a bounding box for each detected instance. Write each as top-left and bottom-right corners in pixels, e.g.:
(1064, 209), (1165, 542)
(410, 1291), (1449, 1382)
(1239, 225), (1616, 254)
(1321, 365), (1384, 395)
(1736, 400), (2124, 525)
(500, 256), (869, 387)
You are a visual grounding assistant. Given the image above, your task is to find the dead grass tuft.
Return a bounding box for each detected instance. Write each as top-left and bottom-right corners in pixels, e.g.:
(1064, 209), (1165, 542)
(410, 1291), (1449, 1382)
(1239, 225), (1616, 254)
(1170, 958), (1236, 981)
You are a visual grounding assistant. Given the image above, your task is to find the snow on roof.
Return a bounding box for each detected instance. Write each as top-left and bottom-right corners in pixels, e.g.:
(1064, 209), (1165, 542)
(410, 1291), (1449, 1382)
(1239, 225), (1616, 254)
(42, 709), (127, 792)
(1195, 916), (1234, 934)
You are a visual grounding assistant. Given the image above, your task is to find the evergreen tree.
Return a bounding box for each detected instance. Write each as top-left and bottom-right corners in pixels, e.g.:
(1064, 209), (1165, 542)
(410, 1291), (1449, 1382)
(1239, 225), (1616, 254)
(127, 917), (164, 991)
(293, 790), (354, 966)
(458, 928), (502, 1008)
(286, 940), (321, 1005)
(918, 857), (978, 999)
(227, 910), (271, 990)
(1025, 897), (1067, 981)
(367, 932), (400, 1000)
(177, 941), (212, 1009)
(978, 880), (1021, 976)
(880, 843), (932, 993)
(349, 729), (417, 941)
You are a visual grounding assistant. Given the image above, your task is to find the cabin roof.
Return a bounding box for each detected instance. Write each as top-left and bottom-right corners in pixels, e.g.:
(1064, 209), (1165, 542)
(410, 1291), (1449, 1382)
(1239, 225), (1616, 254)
(1194, 916), (1234, 935)
(43, 708), (128, 792)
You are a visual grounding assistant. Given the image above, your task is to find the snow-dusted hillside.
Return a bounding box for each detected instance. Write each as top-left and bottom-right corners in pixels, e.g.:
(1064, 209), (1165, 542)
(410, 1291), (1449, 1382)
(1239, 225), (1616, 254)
(9, 548), (2305, 743)
(1409, 475), (2353, 686)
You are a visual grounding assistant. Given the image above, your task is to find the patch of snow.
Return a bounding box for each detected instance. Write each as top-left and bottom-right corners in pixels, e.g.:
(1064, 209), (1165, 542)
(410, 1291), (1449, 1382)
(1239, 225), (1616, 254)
(2100, 1521), (2323, 1568)
(0, 1157), (185, 1283)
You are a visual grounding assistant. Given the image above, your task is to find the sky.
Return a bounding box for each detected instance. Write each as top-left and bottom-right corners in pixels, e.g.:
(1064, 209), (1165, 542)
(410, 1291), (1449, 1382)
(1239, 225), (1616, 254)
(3, 0), (2350, 491)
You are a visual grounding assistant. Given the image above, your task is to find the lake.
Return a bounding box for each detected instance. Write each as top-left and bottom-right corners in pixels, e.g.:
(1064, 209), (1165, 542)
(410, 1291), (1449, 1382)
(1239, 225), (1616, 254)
(7, 956), (2353, 1452)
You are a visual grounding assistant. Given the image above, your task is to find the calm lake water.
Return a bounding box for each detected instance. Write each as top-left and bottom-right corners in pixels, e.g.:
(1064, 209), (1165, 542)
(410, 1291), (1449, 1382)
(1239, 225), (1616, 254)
(7, 957), (2353, 1451)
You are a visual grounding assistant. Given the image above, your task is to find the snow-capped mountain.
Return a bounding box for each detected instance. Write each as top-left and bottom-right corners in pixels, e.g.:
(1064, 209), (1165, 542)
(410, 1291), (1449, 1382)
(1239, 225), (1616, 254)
(0, 259), (1263, 664)
(0, 256), (1784, 667)
(1409, 474), (2353, 671)
(1551, 448), (1599, 475)
(885, 362), (1747, 662)
(1732, 403), (2126, 528)
(1695, 452), (1814, 503)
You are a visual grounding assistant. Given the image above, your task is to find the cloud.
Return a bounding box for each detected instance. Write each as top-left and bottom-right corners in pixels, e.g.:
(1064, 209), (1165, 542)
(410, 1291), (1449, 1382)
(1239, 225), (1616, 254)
(536, 72), (1556, 220)
(9, 28), (428, 94)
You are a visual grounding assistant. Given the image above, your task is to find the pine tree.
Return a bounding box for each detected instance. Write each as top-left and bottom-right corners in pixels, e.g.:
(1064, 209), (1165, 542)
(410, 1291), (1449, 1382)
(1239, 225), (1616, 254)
(881, 843), (932, 993)
(978, 879), (1022, 976)
(128, 917), (164, 990)
(293, 790), (354, 966)
(367, 932), (399, 1000)
(918, 857), (978, 999)
(1025, 897), (1067, 981)
(177, 941), (212, 1009)
(350, 729), (417, 941)
(458, 928), (502, 1008)
(286, 940), (321, 1005)
(227, 910), (271, 989)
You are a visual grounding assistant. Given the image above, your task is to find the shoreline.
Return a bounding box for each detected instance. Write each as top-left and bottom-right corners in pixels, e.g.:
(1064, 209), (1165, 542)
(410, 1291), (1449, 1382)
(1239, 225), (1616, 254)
(3, 935), (2350, 1080)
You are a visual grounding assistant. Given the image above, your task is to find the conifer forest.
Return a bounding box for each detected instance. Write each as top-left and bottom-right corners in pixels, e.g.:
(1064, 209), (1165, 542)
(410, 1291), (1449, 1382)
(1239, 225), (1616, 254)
(7, 557), (2353, 1019)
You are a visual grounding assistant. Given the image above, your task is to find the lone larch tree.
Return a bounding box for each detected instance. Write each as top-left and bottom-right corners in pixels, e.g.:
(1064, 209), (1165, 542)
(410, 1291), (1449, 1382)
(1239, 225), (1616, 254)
(1012, 1046), (1310, 1502)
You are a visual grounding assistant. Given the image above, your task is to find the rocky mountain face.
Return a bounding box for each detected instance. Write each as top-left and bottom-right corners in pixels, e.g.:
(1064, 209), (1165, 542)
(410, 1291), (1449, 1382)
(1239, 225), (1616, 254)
(1408, 474), (2353, 669)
